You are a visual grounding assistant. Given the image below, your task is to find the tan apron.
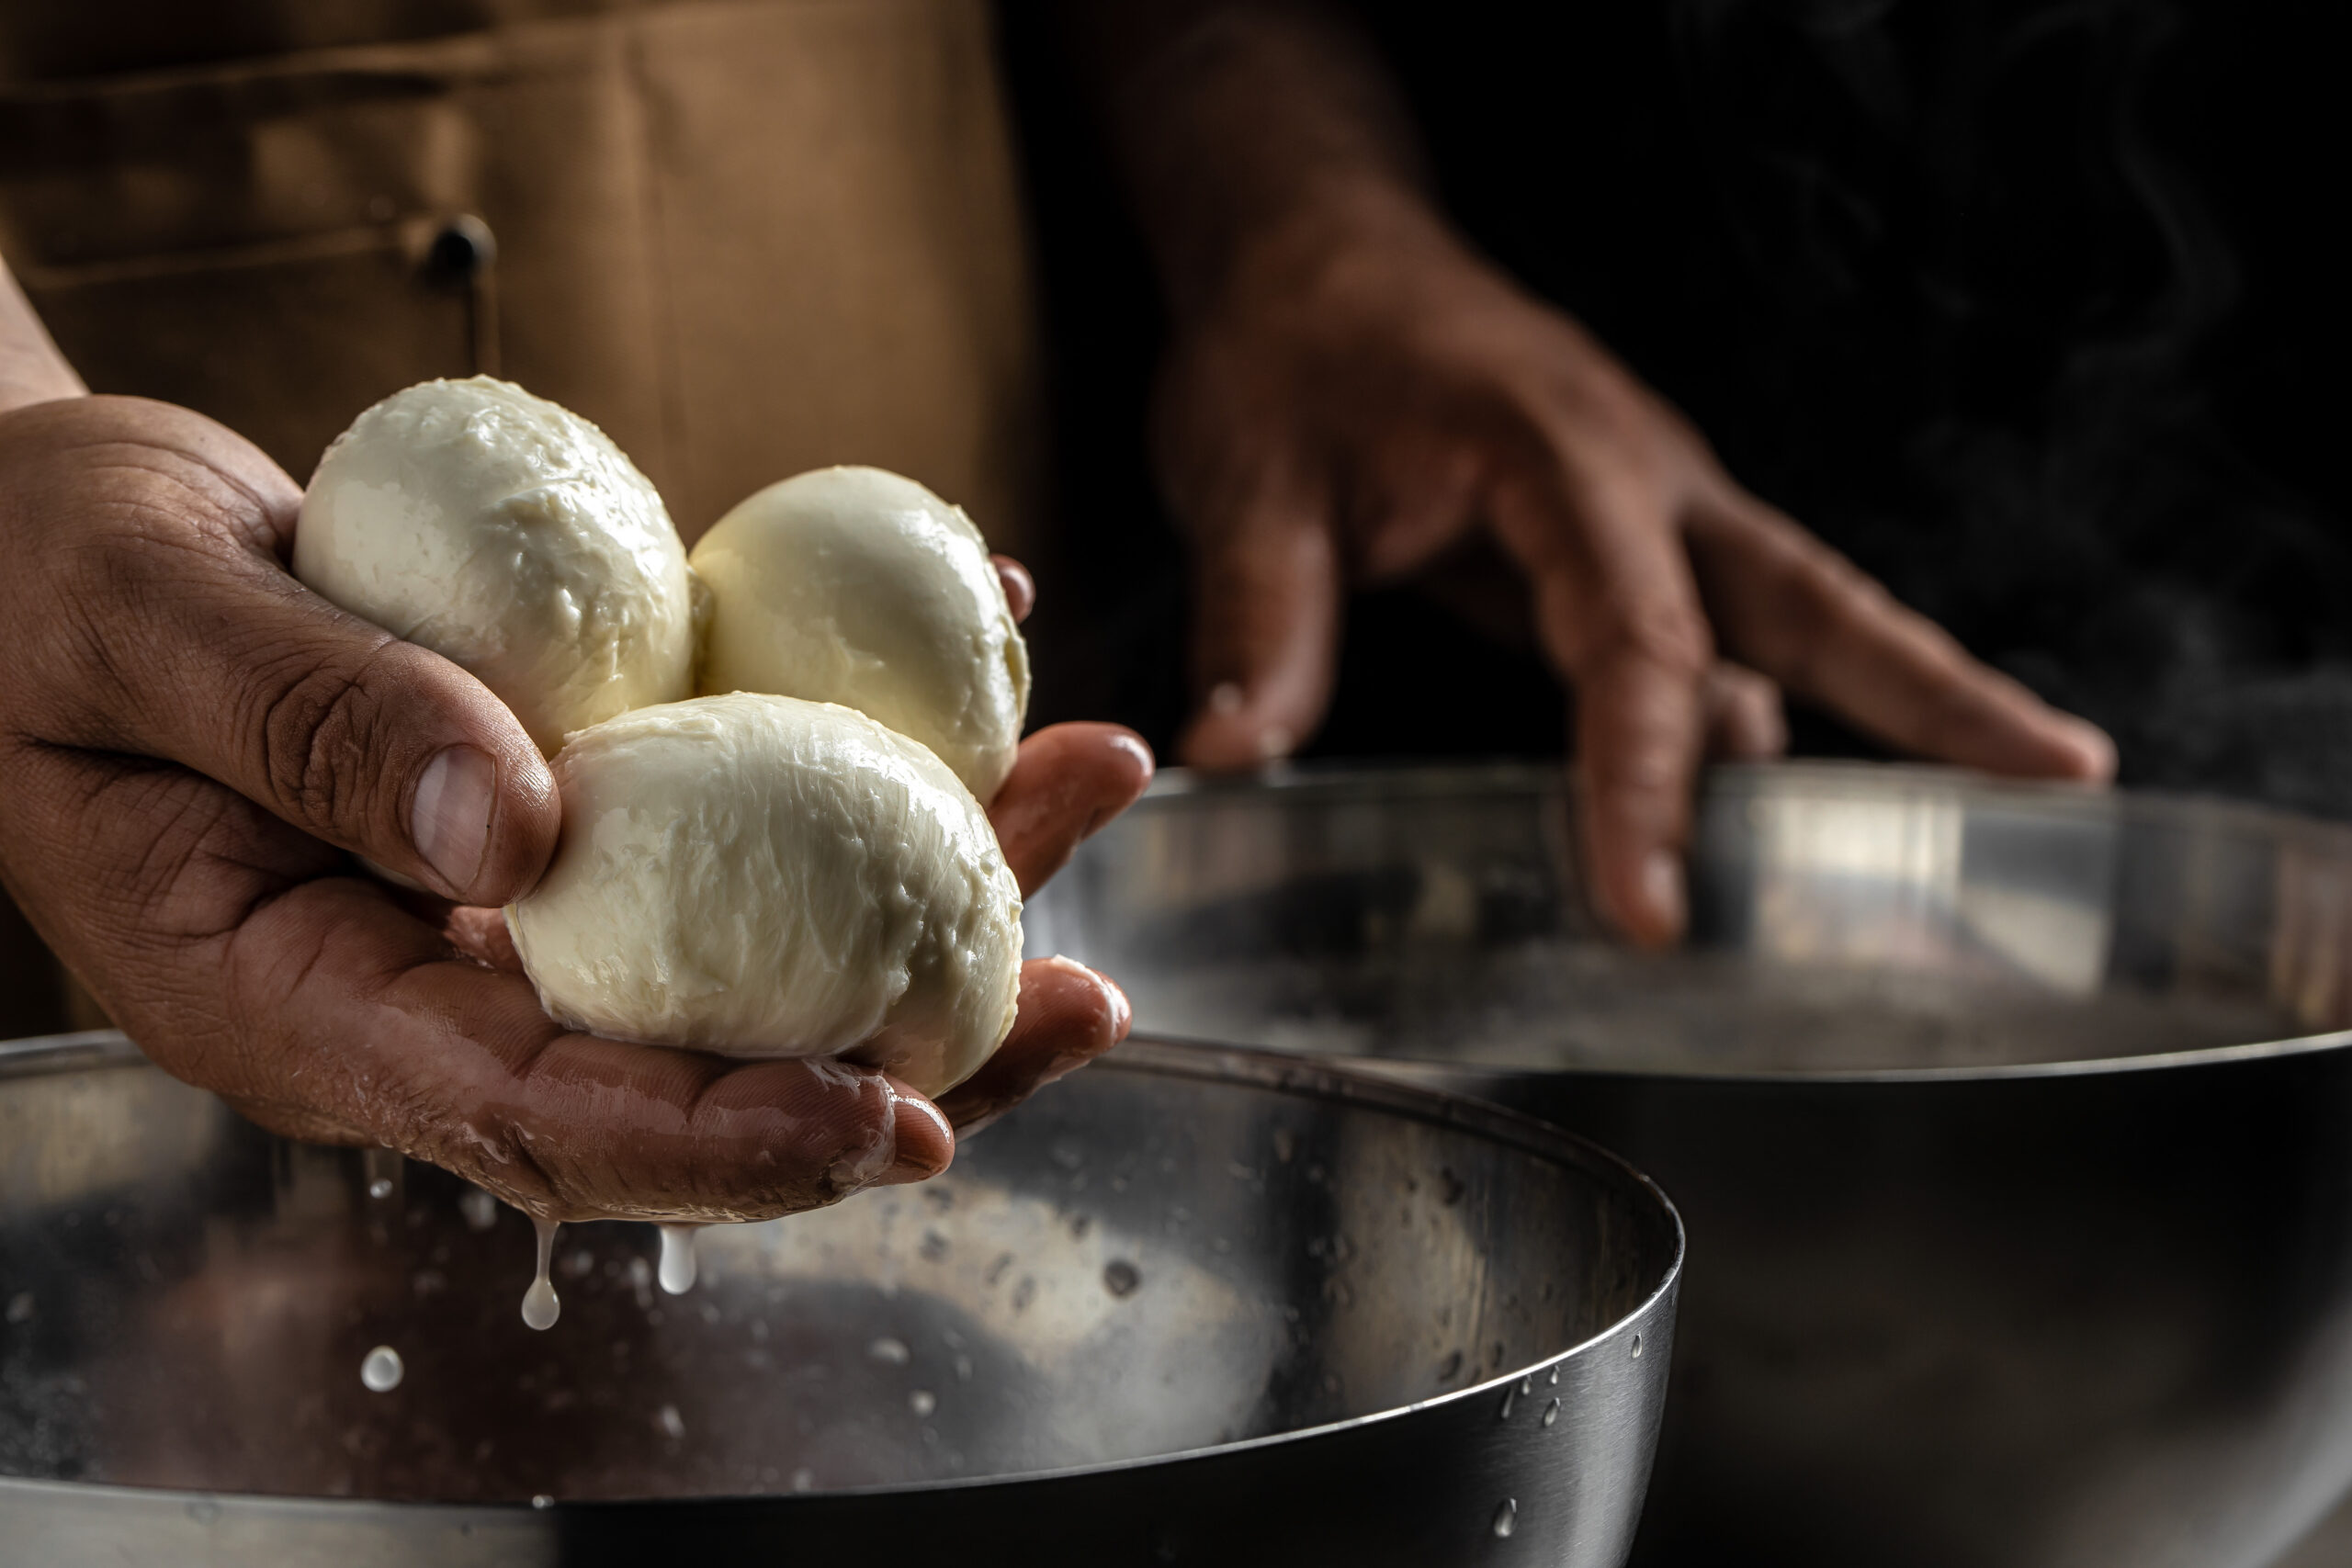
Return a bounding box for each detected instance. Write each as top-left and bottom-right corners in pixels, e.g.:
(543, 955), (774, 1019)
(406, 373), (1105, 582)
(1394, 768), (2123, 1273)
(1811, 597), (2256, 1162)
(0, 0), (1046, 553)
(0, 0), (1049, 1035)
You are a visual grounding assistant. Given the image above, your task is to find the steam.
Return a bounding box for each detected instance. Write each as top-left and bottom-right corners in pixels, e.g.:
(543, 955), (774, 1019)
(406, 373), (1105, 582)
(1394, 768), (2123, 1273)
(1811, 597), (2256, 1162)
(1667, 0), (2352, 816)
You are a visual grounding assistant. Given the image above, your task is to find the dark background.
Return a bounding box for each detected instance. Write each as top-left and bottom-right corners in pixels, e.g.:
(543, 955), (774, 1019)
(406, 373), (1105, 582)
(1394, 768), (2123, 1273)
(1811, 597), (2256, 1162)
(1003, 0), (2352, 816)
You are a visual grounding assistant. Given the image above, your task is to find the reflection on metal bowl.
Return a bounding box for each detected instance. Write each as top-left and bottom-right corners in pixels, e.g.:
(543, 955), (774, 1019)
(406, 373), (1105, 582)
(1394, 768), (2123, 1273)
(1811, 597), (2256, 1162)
(0, 1032), (1678, 1567)
(1026, 761), (2352, 1568)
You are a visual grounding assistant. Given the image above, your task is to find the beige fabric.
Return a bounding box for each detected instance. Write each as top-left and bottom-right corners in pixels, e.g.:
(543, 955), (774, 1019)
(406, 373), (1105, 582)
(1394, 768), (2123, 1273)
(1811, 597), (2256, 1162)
(0, 0), (1045, 553)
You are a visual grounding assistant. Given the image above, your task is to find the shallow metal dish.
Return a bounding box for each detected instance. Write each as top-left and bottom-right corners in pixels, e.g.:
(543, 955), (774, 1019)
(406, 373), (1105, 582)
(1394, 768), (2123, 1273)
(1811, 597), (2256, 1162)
(1026, 761), (2352, 1568)
(0, 1031), (1679, 1567)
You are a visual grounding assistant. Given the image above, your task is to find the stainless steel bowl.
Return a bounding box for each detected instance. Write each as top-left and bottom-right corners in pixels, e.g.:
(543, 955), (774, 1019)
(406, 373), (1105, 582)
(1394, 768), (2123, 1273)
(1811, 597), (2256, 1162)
(1025, 761), (2352, 1568)
(0, 1030), (1679, 1566)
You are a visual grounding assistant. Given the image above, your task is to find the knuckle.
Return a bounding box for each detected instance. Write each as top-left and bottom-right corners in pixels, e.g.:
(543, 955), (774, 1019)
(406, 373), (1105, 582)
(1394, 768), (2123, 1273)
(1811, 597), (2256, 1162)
(248, 645), (398, 834)
(1589, 735), (1687, 797)
(1606, 599), (1713, 676)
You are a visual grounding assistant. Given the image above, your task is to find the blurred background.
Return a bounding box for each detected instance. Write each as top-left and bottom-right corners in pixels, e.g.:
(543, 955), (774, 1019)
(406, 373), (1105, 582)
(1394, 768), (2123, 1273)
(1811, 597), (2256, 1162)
(1012, 0), (2352, 812)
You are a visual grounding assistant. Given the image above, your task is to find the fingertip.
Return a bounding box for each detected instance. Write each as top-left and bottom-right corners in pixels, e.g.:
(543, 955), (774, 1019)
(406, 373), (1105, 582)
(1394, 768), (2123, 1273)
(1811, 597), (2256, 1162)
(1014, 956), (1133, 1077)
(1091, 725), (1158, 799)
(877, 1080), (955, 1185)
(2056, 716), (2119, 783)
(1102, 970), (1135, 1043)
(469, 736), (560, 906)
(990, 722), (1158, 894)
(1179, 693), (1299, 772)
(1582, 780), (1690, 951)
(991, 555), (1036, 624)
(1594, 845), (1685, 952)
(1702, 662), (1789, 761)
(1635, 848), (1687, 946)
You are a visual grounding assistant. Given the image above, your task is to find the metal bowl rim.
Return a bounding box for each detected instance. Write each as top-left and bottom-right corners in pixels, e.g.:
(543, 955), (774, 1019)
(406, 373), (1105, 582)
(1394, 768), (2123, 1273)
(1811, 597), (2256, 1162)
(0, 1030), (1682, 1511)
(1121, 759), (2352, 1082)
(1142, 758), (2352, 844)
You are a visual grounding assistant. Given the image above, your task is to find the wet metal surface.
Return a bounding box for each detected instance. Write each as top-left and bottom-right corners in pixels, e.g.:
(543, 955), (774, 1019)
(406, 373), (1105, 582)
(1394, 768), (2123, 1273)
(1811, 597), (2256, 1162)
(1030, 762), (2352, 1568)
(0, 1033), (1678, 1566)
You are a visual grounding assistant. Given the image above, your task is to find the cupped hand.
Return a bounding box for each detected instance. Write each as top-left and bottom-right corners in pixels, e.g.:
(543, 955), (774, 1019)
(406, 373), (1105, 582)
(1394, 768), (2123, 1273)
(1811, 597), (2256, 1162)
(1155, 189), (2114, 946)
(0, 394), (1151, 1223)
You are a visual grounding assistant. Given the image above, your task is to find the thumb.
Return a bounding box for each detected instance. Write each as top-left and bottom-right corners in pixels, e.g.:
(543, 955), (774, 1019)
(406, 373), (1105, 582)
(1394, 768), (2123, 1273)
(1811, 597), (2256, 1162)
(74, 497), (559, 905)
(162, 573), (555, 903)
(1177, 471), (1342, 771)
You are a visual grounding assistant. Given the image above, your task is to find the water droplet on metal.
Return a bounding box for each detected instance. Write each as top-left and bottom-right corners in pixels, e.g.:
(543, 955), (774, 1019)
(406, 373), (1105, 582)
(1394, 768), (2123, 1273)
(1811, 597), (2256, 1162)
(1103, 1259), (1142, 1297)
(1499, 1385), (1518, 1420)
(867, 1337), (911, 1366)
(1492, 1499), (1518, 1538)
(368, 1179), (394, 1201)
(1547, 1364), (1560, 1386)
(359, 1346), (403, 1393)
(656, 1403), (685, 1440)
(1542, 1398), (1560, 1428)
(910, 1389), (937, 1417)
(531, 1494), (554, 1510)
(1631, 1333), (1644, 1359)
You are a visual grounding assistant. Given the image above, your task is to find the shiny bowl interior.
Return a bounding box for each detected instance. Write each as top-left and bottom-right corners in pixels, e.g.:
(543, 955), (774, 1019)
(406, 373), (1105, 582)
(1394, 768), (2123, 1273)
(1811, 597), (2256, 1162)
(0, 1031), (1677, 1507)
(1025, 761), (2352, 1077)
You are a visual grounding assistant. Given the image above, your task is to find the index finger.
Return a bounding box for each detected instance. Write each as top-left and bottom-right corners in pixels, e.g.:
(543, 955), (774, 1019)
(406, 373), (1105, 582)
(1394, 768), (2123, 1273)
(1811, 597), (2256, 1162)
(1687, 495), (2115, 780)
(1488, 464), (1713, 948)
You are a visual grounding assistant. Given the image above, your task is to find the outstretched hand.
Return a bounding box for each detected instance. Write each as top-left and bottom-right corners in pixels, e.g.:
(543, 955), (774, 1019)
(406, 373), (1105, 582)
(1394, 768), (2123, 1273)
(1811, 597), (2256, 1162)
(0, 394), (1151, 1224)
(1155, 190), (2114, 945)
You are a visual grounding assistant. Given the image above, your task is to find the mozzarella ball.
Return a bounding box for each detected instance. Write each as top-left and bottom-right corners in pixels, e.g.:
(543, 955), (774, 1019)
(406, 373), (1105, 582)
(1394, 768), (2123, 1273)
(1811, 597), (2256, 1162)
(689, 466), (1029, 800)
(504, 693), (1023, 1097)
(295, 377), (696, 756)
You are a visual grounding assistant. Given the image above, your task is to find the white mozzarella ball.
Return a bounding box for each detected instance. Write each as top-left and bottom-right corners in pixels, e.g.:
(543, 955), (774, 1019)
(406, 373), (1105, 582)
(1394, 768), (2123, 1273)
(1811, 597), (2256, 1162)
(503, 692), (1023, 1098)
(689, 466), (1029, 801)
(295, 377), (696, 756)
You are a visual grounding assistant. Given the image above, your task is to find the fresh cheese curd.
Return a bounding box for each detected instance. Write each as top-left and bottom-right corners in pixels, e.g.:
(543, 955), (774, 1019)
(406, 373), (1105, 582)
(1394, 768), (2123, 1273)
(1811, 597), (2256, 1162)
(504, 692), (1023, 1099)
(690, 466), (1029, 801)
(295, 377), (696, 756)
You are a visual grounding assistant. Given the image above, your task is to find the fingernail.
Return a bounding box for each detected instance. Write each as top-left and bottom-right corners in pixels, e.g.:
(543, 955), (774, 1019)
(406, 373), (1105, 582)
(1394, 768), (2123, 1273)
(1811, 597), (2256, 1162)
(1110, 732), (1158, 779)
(413, 746), (497, 895)
(993, 557), (1036, 623)
(1102, 973), (1134, 1040)
(1208, 682), (1245, 717)
(1640, 850), (1686, 936)
(876, 1087), (954, 1186)
(2061, 717), (2119, 781)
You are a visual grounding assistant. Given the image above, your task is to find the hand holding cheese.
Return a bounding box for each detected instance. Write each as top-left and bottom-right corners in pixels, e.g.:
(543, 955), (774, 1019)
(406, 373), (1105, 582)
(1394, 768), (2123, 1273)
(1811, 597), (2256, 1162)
(294, 377), (696, 756)
(691, 466), (1030, 801)
(290, 376), (1067, 1110)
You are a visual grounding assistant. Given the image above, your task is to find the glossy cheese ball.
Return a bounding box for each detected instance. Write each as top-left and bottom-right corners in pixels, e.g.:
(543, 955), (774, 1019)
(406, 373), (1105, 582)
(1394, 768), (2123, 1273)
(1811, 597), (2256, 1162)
(690, 466), (1028, 801)
(296, 377), (696, 756)
(503, 692), (1023, 1097)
